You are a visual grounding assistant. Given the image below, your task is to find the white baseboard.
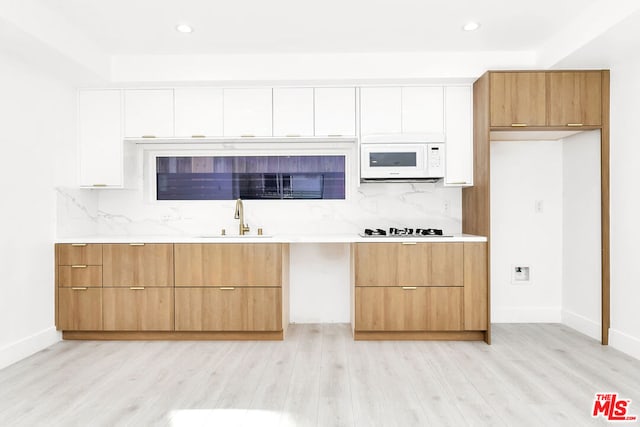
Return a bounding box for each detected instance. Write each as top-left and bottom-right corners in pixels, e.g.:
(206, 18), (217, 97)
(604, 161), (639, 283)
(561, 310), (601, 340)
(491, 306), (562, 323)
(609, 328), (640, 361)
(0, 327), (61, 370)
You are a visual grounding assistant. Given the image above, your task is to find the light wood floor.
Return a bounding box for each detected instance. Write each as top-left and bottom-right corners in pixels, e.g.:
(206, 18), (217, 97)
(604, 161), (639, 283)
(1, 324), (639, 426)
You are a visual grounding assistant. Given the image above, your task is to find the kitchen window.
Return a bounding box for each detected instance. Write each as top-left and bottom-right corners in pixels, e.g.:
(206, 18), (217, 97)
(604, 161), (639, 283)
(156, 155), (346, 200)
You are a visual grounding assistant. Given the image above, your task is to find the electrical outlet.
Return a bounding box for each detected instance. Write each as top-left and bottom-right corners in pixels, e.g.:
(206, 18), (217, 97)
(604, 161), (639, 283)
(535, 200), (544, 213)
(511, 265), (531, 285)
(443, 200), (450, 214)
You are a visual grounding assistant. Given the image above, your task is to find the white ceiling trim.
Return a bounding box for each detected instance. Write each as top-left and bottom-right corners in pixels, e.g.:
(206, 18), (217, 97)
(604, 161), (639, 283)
(109, 51), (537, 84)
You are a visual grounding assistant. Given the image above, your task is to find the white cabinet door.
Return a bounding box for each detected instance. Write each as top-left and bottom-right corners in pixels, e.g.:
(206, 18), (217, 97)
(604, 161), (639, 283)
(174, 88), (223, 137)
(78, 90), (123, 187)
(273, 88), (314, 136)
(360, 87), (402, 136)
(314, 88), (356, 136)
(124, 89), (174, 138)
(402, 87), (444, 138)
(223, 88), (273, 137)
(444, 86), (473, 186)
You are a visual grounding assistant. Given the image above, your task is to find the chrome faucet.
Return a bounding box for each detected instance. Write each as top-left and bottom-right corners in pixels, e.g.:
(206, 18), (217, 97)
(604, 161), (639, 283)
(234, 198), (250, 235)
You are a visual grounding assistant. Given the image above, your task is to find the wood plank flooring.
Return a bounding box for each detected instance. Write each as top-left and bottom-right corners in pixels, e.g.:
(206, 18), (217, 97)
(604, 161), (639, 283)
(1, 324), (639, 426)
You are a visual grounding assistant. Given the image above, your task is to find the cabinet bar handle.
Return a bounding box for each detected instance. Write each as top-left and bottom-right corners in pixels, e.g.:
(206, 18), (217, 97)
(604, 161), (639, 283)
(240, 134), (255, 138)
(142, 135), (156, 138)
(328, 134), (343, 137)
(191, 134), (206, 138)
(511, 123), (527, 127)
(220, 287), (235, 290)
(71, 265), (88, 268)
(129, 287), (145, 290)
(71, 243), (87, 247)
(285, 134), (301, 137)
(129, 243), (145, 246)
(401, 242), (417, 245)
(567, 123), (584, 127)
(448, 181), (468, 185)
(402, 286), (417, 290)
(71, 287), (88, 291)
(92, 184), (108, 187)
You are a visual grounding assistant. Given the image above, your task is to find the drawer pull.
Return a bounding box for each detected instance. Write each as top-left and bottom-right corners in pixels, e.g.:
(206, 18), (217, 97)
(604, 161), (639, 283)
(240, 134), (255, 138)
(220, 287), (235, 291)
(129, 287), (145, 290)
(328, 134), (343, 137)
(92, 184), (108, 187)
(402, 286), (418, 290)
(71, 287), (88, 291)
(70, 243), (87, 247)
(142, 135), (156, 138)
(401, 242), (417, 245)
(129, 243), (145, 246)
(448, 181), (468, 185)
(567, 123), (584, 127)
(71, 265), (88, 268)
(285, 134), (301, 137)
(192, 134), (206, 138)
(511, 123), (527, 127)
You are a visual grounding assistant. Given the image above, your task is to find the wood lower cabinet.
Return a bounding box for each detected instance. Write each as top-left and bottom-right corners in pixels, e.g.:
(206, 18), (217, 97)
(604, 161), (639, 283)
(355, 287), (462, 331)
(57, 243), (102, 266)
(175, 287), (282, 331)
(353, 242), (487, 341)
(59, 265), (102, 287)
(103, 287), (173, 331)
(58, 288), (102, 331)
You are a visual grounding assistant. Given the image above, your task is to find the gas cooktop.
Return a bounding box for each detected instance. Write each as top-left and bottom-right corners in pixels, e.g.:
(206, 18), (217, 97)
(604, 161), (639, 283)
(360, 228), (452, 237)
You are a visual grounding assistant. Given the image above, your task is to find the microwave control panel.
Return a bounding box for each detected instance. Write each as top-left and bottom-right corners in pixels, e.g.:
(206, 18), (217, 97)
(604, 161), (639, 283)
(427, 143), (445, 177)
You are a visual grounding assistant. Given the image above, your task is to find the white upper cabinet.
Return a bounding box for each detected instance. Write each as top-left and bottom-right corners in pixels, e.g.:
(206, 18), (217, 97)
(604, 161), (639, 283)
(223, 88), (273, 137)
(360, 87), (402, 136)
(78, 90), (123, 187)
(401, 87), (444, 139)
(174, 88), (223, 137)
(314, 88), (356, 136)
(273, 88), (314, 137)
(444, 86), (473, 187)
(124, 89), (174, 138)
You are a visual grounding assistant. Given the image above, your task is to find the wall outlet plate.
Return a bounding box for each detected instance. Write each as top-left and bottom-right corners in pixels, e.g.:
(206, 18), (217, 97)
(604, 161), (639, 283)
(511, 265), (531, 285)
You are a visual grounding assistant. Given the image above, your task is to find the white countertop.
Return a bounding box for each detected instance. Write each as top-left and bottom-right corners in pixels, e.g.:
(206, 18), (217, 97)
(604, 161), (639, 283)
(55, 233), (487, 244)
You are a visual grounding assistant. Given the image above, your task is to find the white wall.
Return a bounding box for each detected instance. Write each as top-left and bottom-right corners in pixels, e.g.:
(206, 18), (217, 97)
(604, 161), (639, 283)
(608, 57), (640, 359)
(490, 141), (564, 322)
(0, 51), (76, 369)
(562, 131), (601, 340)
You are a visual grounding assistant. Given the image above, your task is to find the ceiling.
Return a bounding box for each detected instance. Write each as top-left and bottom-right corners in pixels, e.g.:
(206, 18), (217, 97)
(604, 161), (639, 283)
(40, 0), (601, 55)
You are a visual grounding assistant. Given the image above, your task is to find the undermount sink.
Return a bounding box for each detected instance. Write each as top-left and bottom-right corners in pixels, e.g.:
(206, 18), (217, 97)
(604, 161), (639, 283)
(196, 234), (273, 238)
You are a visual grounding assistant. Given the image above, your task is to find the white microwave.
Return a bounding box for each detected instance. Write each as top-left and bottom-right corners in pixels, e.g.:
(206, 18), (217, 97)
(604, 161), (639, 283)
(360, 143), (445, 181)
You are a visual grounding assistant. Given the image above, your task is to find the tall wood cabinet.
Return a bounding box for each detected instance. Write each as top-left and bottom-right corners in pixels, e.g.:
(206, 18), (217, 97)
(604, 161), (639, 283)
(463, 69), (610, 344)
(352, 242), (487, 341)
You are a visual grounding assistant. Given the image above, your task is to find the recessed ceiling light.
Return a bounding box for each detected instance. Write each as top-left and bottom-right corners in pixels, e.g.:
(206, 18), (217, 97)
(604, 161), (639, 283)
(463, 22), (480, 32)
(176, 24), (193, 33)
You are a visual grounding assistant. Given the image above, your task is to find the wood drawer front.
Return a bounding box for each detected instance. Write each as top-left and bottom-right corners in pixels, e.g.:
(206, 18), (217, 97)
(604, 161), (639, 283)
(57, 244), (102, 266)
(397, 243), (464, 287)
(174, 243), (282, 287)
(103, 287), (174, 331)
(58, 288), (102, 331)
(355, 287), (463, 331)
(58, 265), (102, 287)
(175, 287), (282, 331)
(354, 243), (398, 286)
(103, 244), (174, 287)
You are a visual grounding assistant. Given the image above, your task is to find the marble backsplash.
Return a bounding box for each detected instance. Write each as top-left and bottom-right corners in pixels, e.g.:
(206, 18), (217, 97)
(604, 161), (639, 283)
(55, 182), (462, 238)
